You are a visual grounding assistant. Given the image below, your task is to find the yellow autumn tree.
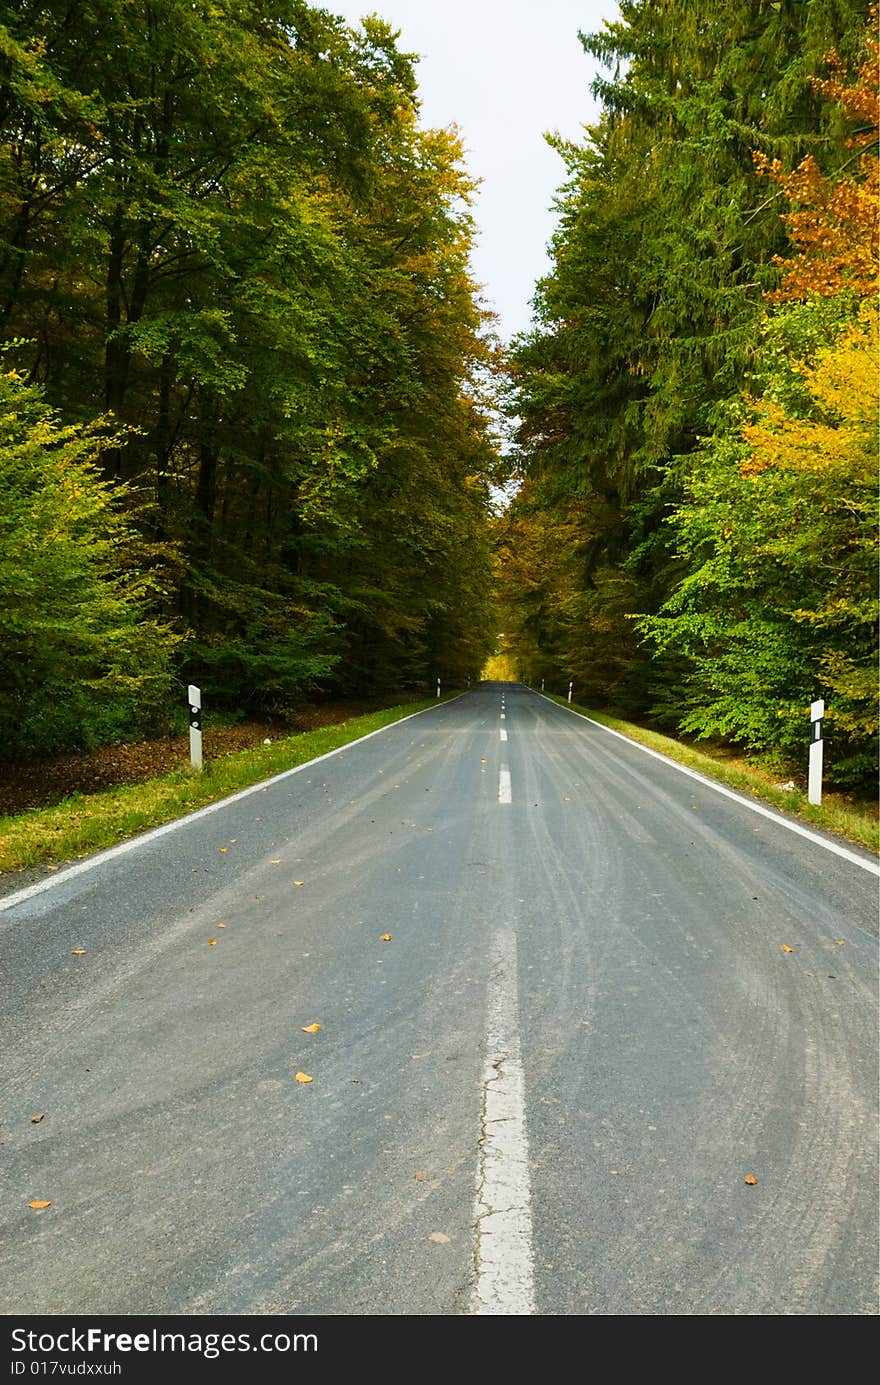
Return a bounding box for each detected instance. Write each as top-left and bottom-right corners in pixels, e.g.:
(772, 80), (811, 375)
(742, 303), (878, 481)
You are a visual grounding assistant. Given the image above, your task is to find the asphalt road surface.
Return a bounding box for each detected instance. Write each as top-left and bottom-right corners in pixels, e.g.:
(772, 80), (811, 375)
(1, 684), (877, 1316)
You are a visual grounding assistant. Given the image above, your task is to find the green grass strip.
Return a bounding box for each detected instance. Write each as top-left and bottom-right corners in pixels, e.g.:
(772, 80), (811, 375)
(0, 696), (455, 875)
(544, 694), (879, 855)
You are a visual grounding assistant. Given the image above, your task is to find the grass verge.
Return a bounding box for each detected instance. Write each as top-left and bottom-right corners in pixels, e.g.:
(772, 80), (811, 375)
(0, 695), (456, 876)
(544, 694), (879, 856)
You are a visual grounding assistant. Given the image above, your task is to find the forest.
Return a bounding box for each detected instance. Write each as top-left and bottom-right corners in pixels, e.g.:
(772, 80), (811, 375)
(1, 1), (877, 794)
(0, 0), (501, 759)
(498, 0), (878, 790)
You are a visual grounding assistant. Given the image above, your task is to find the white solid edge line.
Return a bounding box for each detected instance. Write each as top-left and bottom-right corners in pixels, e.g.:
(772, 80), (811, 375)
(0, 693), (469, 913)
(498, 769), (512, 804)
(533, 690), (880, 877)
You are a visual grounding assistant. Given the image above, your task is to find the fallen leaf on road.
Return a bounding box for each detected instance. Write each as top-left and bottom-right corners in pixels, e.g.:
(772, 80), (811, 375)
(30, 1114), (44, 1124)
(208, 938), (218, 946)
(428, 1232), (450, 1244)
(744, 1174), (758, 1186)
(413, 1171), (428, 1181)
(217, 923), (225, 929)
(480, 758), (487, 763)
(71, 949), (86, 956)
(28, 1200), (51, 1210)
(380, 934), (393, 942)
(219, 847), (228, 853)
(228, 839), (236, 843)
(47, 866), (59, 871)
(294, 1071), (313, 1083)
(270, 860), (281, 865)
(781, 944), (793, 953)
(834, 940), (845, 946)
(293, 881), (304, 887)
(301, 1023), (321, 1034)
(564, 796), (571, 801)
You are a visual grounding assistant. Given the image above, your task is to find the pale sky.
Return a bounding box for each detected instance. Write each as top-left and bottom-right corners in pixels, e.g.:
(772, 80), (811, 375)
(329, 1), (620, 343)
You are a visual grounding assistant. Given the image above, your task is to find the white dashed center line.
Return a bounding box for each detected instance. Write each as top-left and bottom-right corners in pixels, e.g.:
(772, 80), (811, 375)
(498, 769), (511, 804)
(500, 728), (508, 742)
(471, 928), (535, 1315)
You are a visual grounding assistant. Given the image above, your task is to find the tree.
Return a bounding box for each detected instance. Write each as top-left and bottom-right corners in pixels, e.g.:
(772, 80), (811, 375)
(0, 368), (178, 755)
(641, 15), (878, 783)
(639, 302), (878, 782)
(0, 2), (501, 735)
(499, 0), (876, 785)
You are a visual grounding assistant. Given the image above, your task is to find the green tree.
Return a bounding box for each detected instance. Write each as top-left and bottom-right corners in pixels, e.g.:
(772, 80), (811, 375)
(0, 2), (500, 731)
(640, 302), (878, 782)
(500, 0), (875, 783)
(0, 368), (178, 755)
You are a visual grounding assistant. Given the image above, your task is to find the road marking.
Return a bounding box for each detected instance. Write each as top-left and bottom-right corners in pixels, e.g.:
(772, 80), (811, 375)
(535, 691), (880, 877)
(498, 769), (512, 804)
(471, 929), (535, 1316)
(0, 695), (469, 914)
(500, 713), (505, 720)
(500, 729), (508, 742)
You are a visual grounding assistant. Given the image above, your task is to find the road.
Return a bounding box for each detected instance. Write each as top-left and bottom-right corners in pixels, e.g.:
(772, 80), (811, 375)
(1, 683), (877, 1316)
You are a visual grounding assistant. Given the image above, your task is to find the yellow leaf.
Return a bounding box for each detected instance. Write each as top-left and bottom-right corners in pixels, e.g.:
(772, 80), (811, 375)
(270, 860), (281, 865)
(219, 847), (228, 853)
(744, 1174), (758, 1186)
(217, 923), (225, 929)
(294, 1071), (313, 1084)
(28, 1200), (51, 1210)
(413, 1171), (427, 1181)
(834, 939), (845, 946)
(208, 938), (218, 946)
(71, 949), (86, 956)
(30, 1114), (45, 1124)
(428, 1231), (450, 1244)
(301, 1023), (321, 1034)
(781, 944), (793, 953)
(380, 933), (393, 942)
(293, 881), (304, 887)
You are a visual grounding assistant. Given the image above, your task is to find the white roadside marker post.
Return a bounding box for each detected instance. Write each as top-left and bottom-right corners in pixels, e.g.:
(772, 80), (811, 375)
(188, 684), (203, 770)
(808, 698), (824, 805)
(436, 678), (441, 699)
(541, 679), (544, 692)
(567, 680), (573, 704)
